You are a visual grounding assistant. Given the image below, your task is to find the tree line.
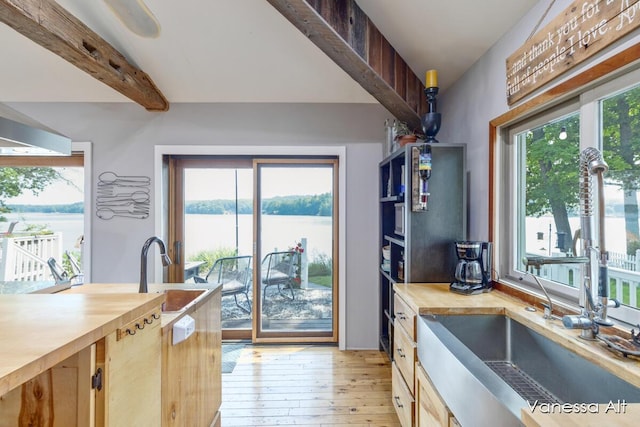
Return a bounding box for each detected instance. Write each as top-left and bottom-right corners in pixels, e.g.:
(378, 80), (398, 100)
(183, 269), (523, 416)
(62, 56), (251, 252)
(6, 202), (84, 214)
(185, 193), (332, 216)
(1, 193), (332, 218)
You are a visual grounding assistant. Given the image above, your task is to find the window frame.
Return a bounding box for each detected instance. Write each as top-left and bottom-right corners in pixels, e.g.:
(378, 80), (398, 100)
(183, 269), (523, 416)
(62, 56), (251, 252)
(0, 142), (92, 282)
(491, 43), (640, 327)
(502, 101), (582, 307)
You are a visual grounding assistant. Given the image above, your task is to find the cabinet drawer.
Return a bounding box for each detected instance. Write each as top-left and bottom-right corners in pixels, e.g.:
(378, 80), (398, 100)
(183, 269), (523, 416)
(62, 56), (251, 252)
(394, 293), (416, 340)
(415, 362), (450, 427)
(392, 361), (415, 427)
(393, 324), (416, 395)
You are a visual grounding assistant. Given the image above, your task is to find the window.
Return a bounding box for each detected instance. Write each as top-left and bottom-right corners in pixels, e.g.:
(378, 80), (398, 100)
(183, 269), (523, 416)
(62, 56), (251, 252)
(0, 148), (90, 285)
(497, 69), (640, 326)
(599, 80), (640, 323)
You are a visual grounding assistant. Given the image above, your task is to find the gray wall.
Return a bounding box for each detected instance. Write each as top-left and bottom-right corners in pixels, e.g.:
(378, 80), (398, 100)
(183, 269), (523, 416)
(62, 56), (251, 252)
(10, 102), (389, 350)
(438, 0), (640, 240)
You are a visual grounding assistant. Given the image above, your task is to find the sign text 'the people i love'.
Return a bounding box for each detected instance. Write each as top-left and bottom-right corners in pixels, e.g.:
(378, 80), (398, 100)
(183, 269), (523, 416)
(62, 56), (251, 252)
(506, 0), (640, 105)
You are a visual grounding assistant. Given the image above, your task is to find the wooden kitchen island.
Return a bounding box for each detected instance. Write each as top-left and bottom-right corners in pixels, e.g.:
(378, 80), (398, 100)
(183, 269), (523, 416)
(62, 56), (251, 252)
(0, 282), (222, 427)
(64, 283), (222, 427)
(0, 292), (164, 426)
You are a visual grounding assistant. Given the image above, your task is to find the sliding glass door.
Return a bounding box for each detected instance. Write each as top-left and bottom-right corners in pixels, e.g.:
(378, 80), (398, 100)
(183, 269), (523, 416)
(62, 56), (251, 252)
(167, 155), (338, 343)
(253, 159), (337, 342)
(168, 157), (254, 339)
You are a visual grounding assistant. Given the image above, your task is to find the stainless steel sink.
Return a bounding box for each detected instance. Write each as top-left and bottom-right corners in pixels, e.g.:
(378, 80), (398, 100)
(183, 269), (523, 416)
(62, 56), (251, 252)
(417, 314), (640, 427)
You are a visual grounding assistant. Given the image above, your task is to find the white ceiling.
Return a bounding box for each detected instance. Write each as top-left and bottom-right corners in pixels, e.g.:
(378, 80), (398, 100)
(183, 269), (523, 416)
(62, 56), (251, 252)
(0, 0), (538, 106)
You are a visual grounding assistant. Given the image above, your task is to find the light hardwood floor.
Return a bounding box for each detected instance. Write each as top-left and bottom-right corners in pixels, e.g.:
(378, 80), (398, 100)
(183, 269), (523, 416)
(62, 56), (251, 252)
(221, 344), (401, 426)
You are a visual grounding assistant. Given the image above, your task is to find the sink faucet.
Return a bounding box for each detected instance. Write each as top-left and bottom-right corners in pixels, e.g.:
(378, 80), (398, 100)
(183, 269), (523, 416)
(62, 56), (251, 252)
(562, 148), (620, 339)
(139, 236), (172, 293)
(523, 256), (589, 319)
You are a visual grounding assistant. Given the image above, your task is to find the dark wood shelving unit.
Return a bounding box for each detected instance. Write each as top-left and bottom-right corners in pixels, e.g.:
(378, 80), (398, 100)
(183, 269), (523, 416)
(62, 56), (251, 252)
(378, 143), (467, 360)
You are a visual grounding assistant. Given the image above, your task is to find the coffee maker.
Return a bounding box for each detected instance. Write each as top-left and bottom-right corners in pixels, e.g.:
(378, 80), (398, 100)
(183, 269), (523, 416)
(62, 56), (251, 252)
(450, 241), (493, 295)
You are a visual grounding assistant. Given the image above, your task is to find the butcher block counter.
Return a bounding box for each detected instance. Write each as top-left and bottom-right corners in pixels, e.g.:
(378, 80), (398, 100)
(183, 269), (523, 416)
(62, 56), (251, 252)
(394, 283), (640, 427)
(0, 292), (163, 397)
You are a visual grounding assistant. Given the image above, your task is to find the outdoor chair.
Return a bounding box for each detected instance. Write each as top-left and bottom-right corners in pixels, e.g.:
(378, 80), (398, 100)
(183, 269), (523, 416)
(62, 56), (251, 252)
(261, 250), (298, 303)
(194, 255), (252, 313)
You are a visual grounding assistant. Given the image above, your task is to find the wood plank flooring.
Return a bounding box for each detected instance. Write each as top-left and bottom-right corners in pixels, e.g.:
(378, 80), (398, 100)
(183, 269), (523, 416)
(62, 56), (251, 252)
(221, 344), (401, 426)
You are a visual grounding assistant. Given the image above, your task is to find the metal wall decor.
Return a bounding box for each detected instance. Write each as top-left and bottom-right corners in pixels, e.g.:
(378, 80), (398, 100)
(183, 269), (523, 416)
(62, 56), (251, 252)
(96, 171), (150, 219)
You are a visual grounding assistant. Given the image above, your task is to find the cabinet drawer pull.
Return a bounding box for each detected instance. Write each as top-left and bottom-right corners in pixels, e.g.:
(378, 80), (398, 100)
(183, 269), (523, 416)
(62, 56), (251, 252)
(396, 348), (406, 358)
(394, 395), (403, 408)
(397, 311), (407, 320)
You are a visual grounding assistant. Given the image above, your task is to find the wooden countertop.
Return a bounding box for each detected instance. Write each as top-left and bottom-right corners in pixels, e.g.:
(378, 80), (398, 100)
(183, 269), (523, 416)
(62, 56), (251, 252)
(62, 282), (222, 330)
(521, 403), (640, 426)
(394, 283), (640, 426)
(0, 292), (164, 397)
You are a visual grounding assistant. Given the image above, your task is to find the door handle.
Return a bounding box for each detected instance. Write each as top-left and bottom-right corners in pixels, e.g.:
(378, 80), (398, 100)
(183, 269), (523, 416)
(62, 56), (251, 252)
(174, 240), (182, 265)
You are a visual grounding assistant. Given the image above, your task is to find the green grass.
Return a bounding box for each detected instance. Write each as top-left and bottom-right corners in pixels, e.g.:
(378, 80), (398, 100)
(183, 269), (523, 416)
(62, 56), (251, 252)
(609, 281), (640, 308)
(309, 275), (332, 287)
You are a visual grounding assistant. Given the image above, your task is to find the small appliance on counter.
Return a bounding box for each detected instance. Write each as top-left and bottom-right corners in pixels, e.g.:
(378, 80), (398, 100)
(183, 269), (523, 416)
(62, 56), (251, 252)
(450, 241), (493, 295)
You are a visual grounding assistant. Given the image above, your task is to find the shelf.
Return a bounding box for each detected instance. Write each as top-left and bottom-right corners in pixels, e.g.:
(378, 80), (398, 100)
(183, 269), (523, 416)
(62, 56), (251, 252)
(380, 195), (402, 203)
(381, 145), (408, 164)
(380, 269), (401, 284)
(380, 268), (393, 282)
(384, 235), (405, 247)
(379, 144), (466, 367)
(379, 335), (391, 360)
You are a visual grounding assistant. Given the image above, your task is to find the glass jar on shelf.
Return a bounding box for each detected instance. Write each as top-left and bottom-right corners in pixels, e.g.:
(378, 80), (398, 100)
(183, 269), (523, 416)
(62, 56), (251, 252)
(398, 251), (405, 281)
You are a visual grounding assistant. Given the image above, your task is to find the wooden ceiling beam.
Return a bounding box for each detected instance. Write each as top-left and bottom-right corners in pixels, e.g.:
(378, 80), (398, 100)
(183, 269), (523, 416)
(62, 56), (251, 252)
(267, 0), (426, 130)
(0, 0), (169, 111)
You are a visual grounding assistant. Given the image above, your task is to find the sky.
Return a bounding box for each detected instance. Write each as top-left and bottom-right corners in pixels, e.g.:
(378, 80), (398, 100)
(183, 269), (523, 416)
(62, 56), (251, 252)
(6, 167), (84, 205)
(184, 166), (333, 201)
(5, 165), (333, 206)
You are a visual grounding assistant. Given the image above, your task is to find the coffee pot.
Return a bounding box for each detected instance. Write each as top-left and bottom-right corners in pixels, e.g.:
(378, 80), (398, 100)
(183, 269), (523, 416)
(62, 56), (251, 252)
(454, 258), (483, 284)
(450, 241), (493, 295)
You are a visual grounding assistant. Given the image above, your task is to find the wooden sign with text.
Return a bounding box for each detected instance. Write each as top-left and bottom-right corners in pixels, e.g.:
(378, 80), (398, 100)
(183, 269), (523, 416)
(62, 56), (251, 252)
(506, 0), (640, 105)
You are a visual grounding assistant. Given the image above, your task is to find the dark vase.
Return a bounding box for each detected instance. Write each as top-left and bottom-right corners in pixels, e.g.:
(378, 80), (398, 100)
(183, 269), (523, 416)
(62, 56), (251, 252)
(422, 112), (441, 143)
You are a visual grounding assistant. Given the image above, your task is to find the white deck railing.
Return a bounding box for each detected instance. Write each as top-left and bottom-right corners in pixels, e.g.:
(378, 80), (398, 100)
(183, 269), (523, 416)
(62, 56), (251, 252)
(609, 249), (640, 271)
(0, 233), (62, 281)
(530, 252), (640, 309)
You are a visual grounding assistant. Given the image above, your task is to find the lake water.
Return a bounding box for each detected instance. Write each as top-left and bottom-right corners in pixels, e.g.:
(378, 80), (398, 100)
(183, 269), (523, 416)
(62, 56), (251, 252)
(1, 212), (333, 261)
(184, 214), (333, 260)
(526, 216), (631, 255)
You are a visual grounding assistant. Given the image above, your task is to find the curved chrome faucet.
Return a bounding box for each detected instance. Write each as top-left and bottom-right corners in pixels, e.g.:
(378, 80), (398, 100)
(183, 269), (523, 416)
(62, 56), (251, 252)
(563, 148), (620, 339)
(139, 236), (172, 293)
